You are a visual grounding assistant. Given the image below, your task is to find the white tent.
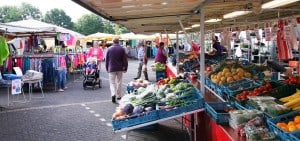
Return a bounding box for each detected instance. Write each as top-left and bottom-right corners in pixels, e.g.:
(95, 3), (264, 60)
(84, 32), (118, 41)
(120, 32), (155, 40)
(6, 19), (85, 39)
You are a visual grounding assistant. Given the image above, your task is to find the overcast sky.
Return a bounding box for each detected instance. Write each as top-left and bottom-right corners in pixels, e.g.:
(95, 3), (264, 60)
(0, 0), (92, 22)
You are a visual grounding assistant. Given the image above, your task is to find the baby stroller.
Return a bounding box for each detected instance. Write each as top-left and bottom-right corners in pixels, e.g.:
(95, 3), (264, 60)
(83, 57), (102, 90)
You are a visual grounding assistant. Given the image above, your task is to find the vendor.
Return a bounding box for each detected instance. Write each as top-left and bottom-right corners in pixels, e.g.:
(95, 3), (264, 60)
(155, 42), (168, 64)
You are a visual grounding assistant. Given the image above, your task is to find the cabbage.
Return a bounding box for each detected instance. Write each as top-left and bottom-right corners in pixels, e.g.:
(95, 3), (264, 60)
(133, 106), (144, 115)
(122, 103), (134, 115)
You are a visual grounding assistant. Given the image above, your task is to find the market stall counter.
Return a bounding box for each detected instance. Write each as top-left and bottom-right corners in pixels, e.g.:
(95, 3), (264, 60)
(111, 78), (205, 140)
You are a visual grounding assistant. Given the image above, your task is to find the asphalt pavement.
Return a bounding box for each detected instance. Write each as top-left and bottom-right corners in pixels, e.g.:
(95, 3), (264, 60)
(0, 58), (189, 141)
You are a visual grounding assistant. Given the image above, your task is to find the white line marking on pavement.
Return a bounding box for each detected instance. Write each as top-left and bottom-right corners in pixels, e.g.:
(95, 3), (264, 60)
(100, 118), (106, 122)
(81, 104), (86, 106)
(106, 123), (112, 127)
(0, 100), (111, 114)
(94, 114), (100, 117)
(85, 107), (90, 110)
(121, 135), (127, 139)
(89, 110), (95, 113)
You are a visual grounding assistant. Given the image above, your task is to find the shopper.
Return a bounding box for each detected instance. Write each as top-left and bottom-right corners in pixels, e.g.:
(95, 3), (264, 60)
(106, 37), (128, 103)
(155, 42), (168, 64)
(87, 41), (103, 81)
(134, 42), (148, 80)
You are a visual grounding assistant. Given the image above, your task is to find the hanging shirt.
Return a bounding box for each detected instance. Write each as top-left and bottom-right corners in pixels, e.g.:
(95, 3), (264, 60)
(0, 36), (9, 66)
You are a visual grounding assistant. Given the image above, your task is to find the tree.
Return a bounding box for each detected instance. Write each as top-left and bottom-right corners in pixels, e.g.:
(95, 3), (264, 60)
(73, 14), (104, 35)
(113, 24), (130, 35)
(0, 6), (22, 23)
(103, 20), (114, 34)
(19, 2), (42, 20)
(43, 8), (73, 29)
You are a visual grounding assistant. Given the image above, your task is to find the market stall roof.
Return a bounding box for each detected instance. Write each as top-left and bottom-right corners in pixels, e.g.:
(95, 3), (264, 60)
(6, 19), (85, 39)
(0, 23), (41, 33)
(120, 32), (156, 40)
(73, 0), (300, 34)
(84, 32), (118, 41)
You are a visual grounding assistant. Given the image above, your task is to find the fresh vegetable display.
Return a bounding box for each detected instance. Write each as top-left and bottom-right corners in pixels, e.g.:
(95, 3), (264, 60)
(235, 82), (272, 101)
(279, 89), (300, 110)
(113, 80), (200, 121)
(244, 117), (277, 140)
(276, 115), (300, 132)
(247, 96), (290, 117)
(151, 62), (166, 71)
(128, 79), (150, 87)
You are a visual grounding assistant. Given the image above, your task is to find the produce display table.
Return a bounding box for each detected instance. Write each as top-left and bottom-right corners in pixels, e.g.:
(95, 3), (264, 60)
(114, 108), (204, 140)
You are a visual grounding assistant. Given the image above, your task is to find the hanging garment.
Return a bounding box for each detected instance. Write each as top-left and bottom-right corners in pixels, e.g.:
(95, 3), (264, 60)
(277, 19), (293, 60)
(0, 36), (10, 66)
(265, 28), (271, 41)
(67, 34), (75, 46)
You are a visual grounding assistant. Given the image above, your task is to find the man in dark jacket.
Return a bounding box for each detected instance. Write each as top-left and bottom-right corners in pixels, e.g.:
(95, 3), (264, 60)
(106, 37), (128, 103)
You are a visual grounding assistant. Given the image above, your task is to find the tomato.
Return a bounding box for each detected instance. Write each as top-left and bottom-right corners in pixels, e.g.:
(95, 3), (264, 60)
(265, 83), (272, 90)
(242, 91), (249, 96)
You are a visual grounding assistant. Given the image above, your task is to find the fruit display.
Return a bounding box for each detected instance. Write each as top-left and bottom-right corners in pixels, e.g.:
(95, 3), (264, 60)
(284, 76), (300, 85)
(210, 67), (252, 85)
(276, 115), (300, 132)
(156, 77), (179, 86)
(279, 89), (300, 110)
(235, 82), (272, 101)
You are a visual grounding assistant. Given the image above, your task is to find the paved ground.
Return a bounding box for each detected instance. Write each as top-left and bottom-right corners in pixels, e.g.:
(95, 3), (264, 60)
(0, 58), (189, 141)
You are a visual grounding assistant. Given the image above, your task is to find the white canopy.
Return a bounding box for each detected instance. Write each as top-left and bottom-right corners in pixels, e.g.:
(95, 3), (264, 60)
(6, 19), (85, 39)
(84, 32), (118, 41)
(120, 32), (155, 40)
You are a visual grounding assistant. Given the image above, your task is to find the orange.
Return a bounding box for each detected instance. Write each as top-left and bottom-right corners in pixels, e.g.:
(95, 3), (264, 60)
(294, 116), (300, 124)
(277, 122), (287, 128)
(288, 125), (297, 132)
(296, 124), (300, 130)
(288, 121), (296, 126)
(281, 126), (289, 132)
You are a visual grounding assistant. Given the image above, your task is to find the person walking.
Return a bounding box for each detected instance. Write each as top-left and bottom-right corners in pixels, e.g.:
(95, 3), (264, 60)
(134, 42), (149, 80)
(105, 37), (128, 103)
(87, 41), (104, 81)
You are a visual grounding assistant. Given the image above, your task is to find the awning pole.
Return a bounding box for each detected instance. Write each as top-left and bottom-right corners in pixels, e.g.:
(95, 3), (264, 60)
(176, 31), (179, 74)
(200, 9), (205, 95)
(178, 18), (192, 45)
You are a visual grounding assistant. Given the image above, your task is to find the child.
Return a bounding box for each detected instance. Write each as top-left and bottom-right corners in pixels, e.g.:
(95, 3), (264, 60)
(85, 57), (97, 75)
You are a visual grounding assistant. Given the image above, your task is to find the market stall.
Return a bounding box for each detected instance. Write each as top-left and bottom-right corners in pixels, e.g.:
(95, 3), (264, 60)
(73, 0), (300, 140)
(1, 20), (86, 91)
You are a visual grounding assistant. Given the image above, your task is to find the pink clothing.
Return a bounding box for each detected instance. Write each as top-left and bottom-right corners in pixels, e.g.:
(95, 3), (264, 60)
(67, 34), (75, 46)
(60, 56), (66, 68)
(88, 47), (103, 61)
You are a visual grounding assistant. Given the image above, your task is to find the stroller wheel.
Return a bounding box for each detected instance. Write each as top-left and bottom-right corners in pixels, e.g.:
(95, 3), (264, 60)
(99, 79), (102, 88)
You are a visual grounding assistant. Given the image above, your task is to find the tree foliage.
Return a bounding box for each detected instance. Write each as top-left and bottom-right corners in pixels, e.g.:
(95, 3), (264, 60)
(73, 14), (103, 35)
(74, 14), (130, 35)
(43, 8), (73, 29)
(0, 5), (22, 23)
(0, 3), (42, 23)
(0, 4), (130, 35)
(19, 2), (42, 20)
